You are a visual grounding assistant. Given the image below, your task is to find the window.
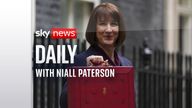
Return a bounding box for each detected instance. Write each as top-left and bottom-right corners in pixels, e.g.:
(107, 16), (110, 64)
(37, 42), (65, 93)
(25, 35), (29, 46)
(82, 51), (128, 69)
(178, 0), (192, 54)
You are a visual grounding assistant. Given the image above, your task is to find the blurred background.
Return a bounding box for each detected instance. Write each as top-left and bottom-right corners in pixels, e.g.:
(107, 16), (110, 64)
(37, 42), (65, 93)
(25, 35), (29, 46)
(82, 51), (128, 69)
(33, 0), (192, 108)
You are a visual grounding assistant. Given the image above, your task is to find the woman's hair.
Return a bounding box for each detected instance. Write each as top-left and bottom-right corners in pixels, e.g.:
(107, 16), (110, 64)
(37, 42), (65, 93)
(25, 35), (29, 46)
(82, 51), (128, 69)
(86, 2), (126, 47)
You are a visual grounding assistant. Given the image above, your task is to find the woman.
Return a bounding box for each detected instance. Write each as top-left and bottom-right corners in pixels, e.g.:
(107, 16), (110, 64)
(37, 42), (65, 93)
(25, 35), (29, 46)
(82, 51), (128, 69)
(74, 2), (132, 66)
(60, 2), (132, 108)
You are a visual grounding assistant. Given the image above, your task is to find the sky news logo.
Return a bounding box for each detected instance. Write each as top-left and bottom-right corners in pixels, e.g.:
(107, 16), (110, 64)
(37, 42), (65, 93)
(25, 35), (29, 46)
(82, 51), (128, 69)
(35, 28), (77, 39)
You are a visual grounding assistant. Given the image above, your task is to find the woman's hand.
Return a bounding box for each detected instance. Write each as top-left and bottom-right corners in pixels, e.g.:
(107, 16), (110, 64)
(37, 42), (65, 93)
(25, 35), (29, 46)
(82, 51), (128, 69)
(86, 55), (109, 66)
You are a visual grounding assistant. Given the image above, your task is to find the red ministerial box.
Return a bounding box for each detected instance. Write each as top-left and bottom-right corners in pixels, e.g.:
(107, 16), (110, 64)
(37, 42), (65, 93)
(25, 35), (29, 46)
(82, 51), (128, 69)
(68, 66), (135, 108)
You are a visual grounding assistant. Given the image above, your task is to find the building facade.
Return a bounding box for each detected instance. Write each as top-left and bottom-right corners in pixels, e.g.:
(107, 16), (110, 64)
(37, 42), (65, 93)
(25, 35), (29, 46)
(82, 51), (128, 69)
(35, 0), (192, 58)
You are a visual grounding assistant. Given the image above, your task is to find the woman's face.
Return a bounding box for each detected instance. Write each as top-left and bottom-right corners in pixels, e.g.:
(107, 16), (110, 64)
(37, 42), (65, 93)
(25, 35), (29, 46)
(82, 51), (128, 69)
(96, 16), (119, 47)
